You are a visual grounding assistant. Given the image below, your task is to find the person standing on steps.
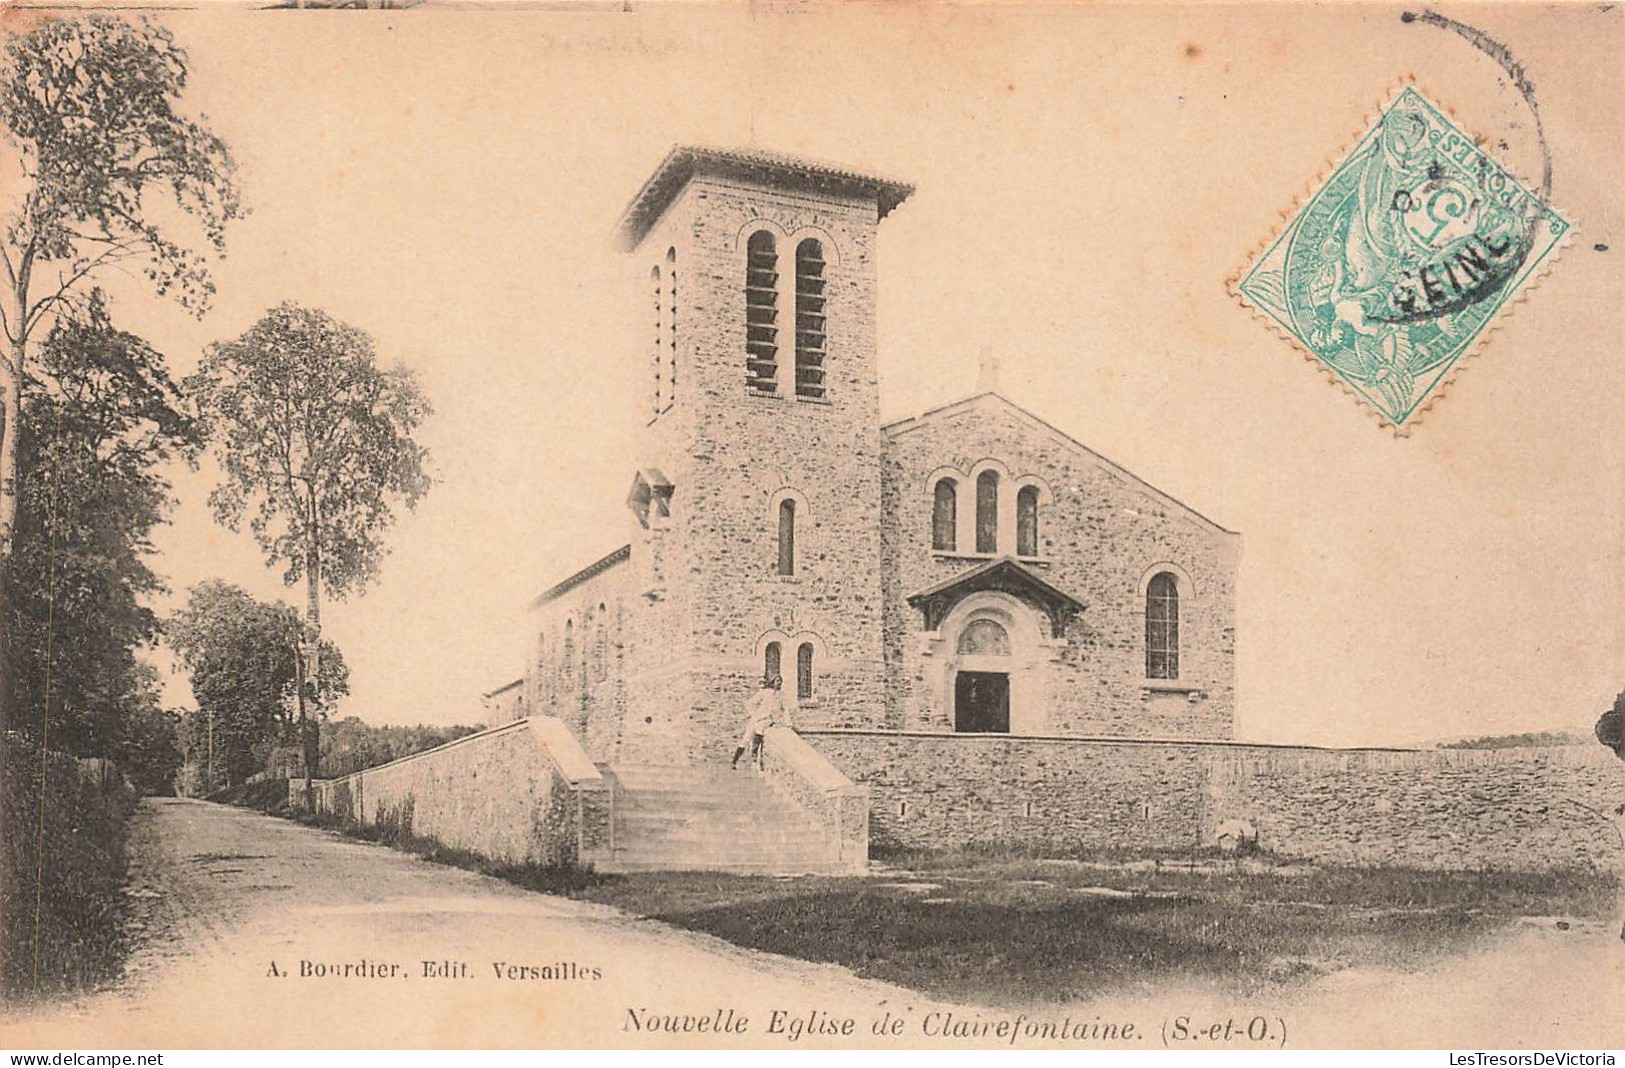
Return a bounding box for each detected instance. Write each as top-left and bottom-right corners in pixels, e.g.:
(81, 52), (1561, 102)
(732, 674), (785, 771)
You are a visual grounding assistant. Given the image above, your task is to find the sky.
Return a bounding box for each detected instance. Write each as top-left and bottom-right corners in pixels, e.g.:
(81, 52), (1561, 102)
(54, 2), (1621, 747)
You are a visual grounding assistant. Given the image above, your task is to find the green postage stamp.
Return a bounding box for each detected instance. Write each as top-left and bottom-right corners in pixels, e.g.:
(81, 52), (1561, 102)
(1233, 85), (1570, 429)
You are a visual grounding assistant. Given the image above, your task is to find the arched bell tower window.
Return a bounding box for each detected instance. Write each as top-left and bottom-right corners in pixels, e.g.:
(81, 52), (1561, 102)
(1016, 485), (1040, 557)
(796, 642), (815, 699)
(763, 641), (782, 684)
(975, 470), (999, 554)
(745, 230), (779, 393)
(1145, 572), (1180, 679)
(794, 238), (827, 399)
(777, 498), (796, 576)
(932, 478), (958, 551)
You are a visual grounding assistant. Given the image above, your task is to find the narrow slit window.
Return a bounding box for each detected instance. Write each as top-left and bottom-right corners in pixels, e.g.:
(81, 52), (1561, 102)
(975, 470), (999, 554)
(665, 247), (678, 408)
(777, 498), (796, 576)
(797, 643), (814, 699)
(1017, 485), (1039, 557)
(745, 231), (778, 393)
(932, 479), (957, 551)
(764, 641), (782, 685)
(794, 238), (826, 399)
(1146, 572), (1180, 679)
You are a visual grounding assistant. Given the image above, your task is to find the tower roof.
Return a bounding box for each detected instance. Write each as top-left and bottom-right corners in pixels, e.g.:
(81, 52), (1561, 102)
(615, 145), (915, 250)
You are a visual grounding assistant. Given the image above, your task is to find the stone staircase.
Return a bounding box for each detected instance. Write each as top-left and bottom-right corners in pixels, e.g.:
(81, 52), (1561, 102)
(597, 762), (846, 874)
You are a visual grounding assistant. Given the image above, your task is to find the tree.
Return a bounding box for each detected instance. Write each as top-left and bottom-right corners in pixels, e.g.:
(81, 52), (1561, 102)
(0, 15), (241, 556)
(168, 579), (348, 789)
(2, 296), (200, 751)
(187, 307), (429, 803)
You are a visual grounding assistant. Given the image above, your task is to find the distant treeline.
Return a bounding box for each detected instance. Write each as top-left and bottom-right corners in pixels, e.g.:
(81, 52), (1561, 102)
(318, 717), (484, 777)
(1438, 730), (1591, 750)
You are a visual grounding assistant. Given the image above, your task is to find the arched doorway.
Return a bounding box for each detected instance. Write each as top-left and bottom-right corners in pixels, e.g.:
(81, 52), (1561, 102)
(953, 618), (1011, 732)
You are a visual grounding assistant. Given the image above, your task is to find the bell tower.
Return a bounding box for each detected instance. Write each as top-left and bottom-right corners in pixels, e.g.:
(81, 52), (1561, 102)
(614, 146), (913, 761)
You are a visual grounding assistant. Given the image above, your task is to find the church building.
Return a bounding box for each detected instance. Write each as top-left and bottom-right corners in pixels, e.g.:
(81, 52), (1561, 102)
(520, 146), (1239, 782)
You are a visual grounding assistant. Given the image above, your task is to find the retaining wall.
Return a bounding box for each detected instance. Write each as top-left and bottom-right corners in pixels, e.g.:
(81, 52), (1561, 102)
(806, 731), (1625, 871)
(308, 717), (610, 867)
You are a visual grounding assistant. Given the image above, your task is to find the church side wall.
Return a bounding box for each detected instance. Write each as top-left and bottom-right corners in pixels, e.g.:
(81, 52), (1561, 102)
(882, 402), (1239, 740)
(807, 733), (1624, 871)
(526, 559), (635, 765)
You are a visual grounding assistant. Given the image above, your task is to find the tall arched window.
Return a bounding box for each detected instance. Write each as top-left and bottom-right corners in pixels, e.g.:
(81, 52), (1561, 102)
(745, 230), (778, 393)
(650, 265), (663, 415)
(1017, 485), (1040, 557)
(975, 470), (999, 554)
(763, 641), (782, 685)
(796, 642), (814, 699)
(932, 478), (957, 551)
(777, 498), (796, 576)
(664, 247), (678, 408)
(1146, 572), (1180, 679)
(794, 238), (826, 399)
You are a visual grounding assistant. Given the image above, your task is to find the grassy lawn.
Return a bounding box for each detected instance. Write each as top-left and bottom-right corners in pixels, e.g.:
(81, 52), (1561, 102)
(281, 804), (1618, 1008)
(570, 849), (1617, 1007)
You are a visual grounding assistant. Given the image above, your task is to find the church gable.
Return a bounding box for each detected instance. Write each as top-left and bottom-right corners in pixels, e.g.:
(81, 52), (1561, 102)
(883, 392), (1234, 539)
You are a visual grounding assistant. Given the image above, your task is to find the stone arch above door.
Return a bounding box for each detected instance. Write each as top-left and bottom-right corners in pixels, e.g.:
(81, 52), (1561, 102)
(922, 591), (1059, 736)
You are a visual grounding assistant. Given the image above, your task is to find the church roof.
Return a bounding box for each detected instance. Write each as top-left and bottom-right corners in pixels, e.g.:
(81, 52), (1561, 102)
(906, 557), (1085, 639)
(529, 544), (631, 609)
(615, 145), (915, 250)
(883, 391), (1239, 537)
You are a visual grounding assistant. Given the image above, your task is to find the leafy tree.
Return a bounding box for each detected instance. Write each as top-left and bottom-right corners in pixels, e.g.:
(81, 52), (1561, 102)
(319, 716), (482, 777)
(187, 303), (431, 800)
(168, 579), (348, 789)
(118, 688), (184, 796)
(0, 14), (241, 556)
(2, 297), (199, 753)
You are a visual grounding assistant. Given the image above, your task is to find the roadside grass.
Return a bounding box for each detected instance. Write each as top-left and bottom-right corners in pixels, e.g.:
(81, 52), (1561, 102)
(276, 802), (1617, 1006)
(0, 741), (137, 1003)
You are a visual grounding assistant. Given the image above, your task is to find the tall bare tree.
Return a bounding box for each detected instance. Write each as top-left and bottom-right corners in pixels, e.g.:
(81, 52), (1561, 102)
(0, 15), (241, 554)
(187, 303), (432, 804)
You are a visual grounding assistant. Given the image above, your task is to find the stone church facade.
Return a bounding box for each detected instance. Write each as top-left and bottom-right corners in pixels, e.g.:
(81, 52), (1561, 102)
(309, 147), (1622, 876)
(522, 146), (1240, 770)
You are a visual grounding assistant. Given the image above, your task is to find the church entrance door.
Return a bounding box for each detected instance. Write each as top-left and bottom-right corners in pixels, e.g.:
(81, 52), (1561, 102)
(954, 671), (1010, 733)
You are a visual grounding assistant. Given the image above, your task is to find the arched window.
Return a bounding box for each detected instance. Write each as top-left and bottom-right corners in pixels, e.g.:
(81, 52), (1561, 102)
(1017, 485), (1040, 557)
(1146, 572), (1180, 679)
(932, 478), (957, 551)
(975, 470), (999, 554)
(650, 265), (663, 414)
(763, 641), (782, 685)
(665, 247), (678, 408)
(777, 498), (796, 576)
(794, 238), (826, 399)
(956, 618), (1011, 656)
(745, 231), (778, 393)
(796, 642), (814, 699)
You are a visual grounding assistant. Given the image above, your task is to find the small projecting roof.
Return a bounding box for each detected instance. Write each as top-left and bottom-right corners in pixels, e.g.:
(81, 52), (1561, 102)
(615, 145), (915, 250)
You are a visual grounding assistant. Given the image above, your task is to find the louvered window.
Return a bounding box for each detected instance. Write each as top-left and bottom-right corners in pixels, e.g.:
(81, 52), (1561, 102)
(745, 231), (778, 393)
(795, 238), (826, 399)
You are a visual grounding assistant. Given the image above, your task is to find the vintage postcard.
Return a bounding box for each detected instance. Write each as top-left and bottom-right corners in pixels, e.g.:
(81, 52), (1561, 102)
(1, 0), (1621, 1054)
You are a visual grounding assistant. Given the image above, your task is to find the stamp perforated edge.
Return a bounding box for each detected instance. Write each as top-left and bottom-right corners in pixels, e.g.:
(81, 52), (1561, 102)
(1224, 74), (1577, 437)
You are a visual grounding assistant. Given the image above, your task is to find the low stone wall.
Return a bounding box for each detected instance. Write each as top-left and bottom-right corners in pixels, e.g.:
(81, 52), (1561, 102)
(759, 727), (869, 871)
(309, 716), (610, 868)
(806, 731), (1625, 871)
(1204, 745), (1625, 871)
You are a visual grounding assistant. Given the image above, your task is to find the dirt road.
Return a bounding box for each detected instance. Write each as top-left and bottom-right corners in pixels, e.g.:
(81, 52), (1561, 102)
(4, 798), (1621, 1048)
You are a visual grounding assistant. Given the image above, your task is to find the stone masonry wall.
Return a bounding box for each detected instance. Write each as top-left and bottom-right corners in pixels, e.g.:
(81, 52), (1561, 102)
(628, 177), (891, 763)
(311, 719), (609, 867)
(881, 397), (1240, 740)
(809, 732), (1625, 871)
